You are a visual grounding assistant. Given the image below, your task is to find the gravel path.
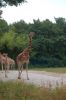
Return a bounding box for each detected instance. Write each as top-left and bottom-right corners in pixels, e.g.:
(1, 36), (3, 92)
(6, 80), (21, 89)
(0, 70), (66, 88)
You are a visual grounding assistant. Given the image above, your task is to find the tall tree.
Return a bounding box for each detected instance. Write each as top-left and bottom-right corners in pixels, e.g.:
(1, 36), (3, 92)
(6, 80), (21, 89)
(0, 19), (8, 35)
(13, 20), (28, 34)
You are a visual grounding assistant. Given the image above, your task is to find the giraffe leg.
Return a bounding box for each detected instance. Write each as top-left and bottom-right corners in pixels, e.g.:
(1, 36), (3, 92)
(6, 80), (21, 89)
(26, 62), (29, 80)
(18, 64), (23, 79)
(1, 63), (3, 73)
(20, 64), (23, 74)
(7, 65), (10, 73)
(5, 65), (8, 78)
(18, 63), (21, 79)
(12, 64), (15, 70)
(18, 70), (21, 79)
(14, 63), (15, 70)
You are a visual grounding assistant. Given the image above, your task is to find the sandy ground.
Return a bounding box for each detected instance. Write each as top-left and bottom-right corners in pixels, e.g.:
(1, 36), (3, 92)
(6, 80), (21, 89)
(0, 70), (66, 88)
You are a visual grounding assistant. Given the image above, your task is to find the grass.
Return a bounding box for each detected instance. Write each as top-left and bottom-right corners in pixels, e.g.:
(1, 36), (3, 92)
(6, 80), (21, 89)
(0, 81), (66, 100)
(30, 67), (66, 73)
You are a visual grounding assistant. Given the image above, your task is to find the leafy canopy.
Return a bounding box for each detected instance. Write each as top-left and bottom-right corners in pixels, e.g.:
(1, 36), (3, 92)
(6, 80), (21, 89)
(0, 0), (26, 7)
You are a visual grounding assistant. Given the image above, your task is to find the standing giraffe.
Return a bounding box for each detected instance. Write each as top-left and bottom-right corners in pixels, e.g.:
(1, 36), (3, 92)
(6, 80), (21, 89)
(2, 53), (10, 77)
(0, 52), (15, 77)
(16, 32), (35, 79)
(0, 52), (5, 72)
(0, 53), (9, 77)
(3, 53), (15, 70)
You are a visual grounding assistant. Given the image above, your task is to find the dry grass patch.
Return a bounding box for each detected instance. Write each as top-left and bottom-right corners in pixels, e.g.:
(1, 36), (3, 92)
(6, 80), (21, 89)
(0, 81), (66, 100)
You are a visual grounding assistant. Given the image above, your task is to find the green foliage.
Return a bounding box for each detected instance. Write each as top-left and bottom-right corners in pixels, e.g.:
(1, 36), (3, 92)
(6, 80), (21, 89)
(0, 0), (26, 7)
(0, 17), (66, 67)
(1, 31), (15, 49)
(13, 20), (29, 34)
(14, 33), (28, 49)
(0, 19), (8, 35)
(0, 30), (28, 50)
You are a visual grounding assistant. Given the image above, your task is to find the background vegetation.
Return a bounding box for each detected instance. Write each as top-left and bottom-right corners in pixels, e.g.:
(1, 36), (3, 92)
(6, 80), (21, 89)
(0, 17), (66, 67)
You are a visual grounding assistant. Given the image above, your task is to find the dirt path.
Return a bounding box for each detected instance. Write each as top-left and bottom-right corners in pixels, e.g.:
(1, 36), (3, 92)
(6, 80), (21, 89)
(0, 70), (66, 88)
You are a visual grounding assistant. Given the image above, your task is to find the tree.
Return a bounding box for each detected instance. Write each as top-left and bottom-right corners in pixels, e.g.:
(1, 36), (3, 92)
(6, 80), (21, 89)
(0, 19), (8, 35)
(55, 17), (66, 25)
(13, 20), (28, 34)
(0, 0), (26, 7)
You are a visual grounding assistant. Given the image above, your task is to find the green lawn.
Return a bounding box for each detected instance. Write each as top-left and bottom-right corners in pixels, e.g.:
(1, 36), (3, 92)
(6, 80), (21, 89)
(30, 67), (66, 73)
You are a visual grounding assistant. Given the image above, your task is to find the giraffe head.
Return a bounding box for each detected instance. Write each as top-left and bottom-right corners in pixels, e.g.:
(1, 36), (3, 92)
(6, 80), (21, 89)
(29, 32), (35, 39)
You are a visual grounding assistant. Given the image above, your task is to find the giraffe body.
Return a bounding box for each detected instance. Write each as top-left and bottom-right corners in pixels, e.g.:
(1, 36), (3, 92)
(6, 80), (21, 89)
(7, 57), (15, 70)
(0, 53), (15, 77)
(3, 53), (15, 70)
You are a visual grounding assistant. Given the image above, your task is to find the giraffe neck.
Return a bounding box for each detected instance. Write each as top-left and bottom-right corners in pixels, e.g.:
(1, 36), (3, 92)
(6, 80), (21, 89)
(28, 36), (32, 51)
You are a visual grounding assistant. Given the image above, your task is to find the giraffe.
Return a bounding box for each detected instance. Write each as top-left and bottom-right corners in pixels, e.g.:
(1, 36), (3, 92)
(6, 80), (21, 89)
(0, 52), (5, 72)
(0, 52), (15, 77)
(0, 52), (9, 77)
(3, 53), (15, 70)
(8, 57), (15, 70)
(2, 53), (10, 77)
(16, 32), (35, 79)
